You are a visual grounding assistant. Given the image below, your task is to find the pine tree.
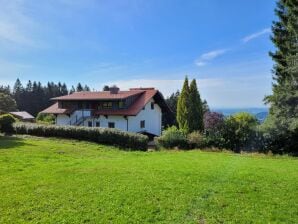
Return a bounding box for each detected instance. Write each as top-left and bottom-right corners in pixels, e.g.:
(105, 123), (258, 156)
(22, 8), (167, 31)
(76, 83), (83, 92)
(263, 0), (298, 153)
(189, 79), (204, 132)
(13, 78), (24, 111)
(177, 77), (190, 132)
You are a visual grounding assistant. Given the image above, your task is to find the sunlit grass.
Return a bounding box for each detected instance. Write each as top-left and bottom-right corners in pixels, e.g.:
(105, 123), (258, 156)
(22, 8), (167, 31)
(0, 136), (297, 223)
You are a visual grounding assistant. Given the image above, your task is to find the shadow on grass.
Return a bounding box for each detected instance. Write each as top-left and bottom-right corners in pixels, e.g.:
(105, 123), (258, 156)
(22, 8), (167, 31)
(0, 135), (33, 149)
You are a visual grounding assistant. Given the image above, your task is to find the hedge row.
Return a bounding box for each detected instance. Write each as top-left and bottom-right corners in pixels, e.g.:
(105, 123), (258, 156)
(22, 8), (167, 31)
(13, 123), (148, 151)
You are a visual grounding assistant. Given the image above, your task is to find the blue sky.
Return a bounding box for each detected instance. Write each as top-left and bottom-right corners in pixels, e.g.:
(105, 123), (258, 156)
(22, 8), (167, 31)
(0, 0), (276, 107)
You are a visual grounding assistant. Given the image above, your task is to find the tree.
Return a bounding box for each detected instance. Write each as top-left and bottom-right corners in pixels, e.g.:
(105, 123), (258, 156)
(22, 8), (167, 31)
(222, 112), (258, 152)
(177, 77), (190, 132)
(0, 93), (17, 112)
(76, 83), (84, 92)
(0, 85), (11, 95)
(202, 99), (210, 114)
(189, 79), (204, 132)
(83, 85), (90, 91)
(263, 0), (298, 154)
(103, 85), (110, 91)
(70, 85), (76, 94)
(163, 90), (180, 127)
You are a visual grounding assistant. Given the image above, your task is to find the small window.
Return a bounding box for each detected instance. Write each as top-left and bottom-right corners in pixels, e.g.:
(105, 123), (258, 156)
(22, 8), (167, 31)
(78, 102), (83, 109)
(103, 102), (113, 109)
(142, 106), (145, 110)
(140, 120), (145, 128)
(95, 122), (100, 127)
(119, 101), (125, 109)
(88, 121), (92, 127)
(151, 102), (154, 110)
(108, 122), (115, 128)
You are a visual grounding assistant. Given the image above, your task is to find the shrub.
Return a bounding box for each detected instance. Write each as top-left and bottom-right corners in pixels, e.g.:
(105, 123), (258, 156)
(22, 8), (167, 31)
(222, 112), (258, 152)
(203, 111), (225, 148)
(0, 114), (17, 134)
(155, 126), (188, 149)
(13, 123), (148, 151)
(36, 113), (56, 124)
(187, 131), (206, 149)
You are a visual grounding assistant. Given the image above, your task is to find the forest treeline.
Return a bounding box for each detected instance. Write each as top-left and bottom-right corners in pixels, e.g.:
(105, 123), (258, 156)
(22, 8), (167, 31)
(0, 79), (91, 116)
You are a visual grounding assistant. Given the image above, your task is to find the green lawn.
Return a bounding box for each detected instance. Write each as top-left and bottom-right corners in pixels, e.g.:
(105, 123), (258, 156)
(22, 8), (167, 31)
(0, 136), (297, 223)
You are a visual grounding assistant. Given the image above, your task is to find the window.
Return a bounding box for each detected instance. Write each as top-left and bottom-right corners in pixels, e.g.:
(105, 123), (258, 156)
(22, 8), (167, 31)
(142, 106), (145, 110)
(151, 102), (154, 110)
(140, 120), (145, 128)
(119, 101), (125, 109)
(78, 102), (83, 109)
(88, 121), (92, 127)
(108, 122), (115, 128)
(95, 122), (100, 127)
(103, 102), (113, 109)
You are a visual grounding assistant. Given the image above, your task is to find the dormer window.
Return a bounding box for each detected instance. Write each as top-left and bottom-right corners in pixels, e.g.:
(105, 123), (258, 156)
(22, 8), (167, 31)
(103, 102), (113, 109)
(119, 101), (125, 109)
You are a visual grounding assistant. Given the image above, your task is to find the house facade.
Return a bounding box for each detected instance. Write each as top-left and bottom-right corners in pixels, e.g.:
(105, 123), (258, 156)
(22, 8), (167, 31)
(41, 87), (171, 136)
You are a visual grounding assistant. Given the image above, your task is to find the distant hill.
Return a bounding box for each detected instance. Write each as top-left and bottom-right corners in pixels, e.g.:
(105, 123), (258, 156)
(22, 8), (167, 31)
(212, 108), (269, 123)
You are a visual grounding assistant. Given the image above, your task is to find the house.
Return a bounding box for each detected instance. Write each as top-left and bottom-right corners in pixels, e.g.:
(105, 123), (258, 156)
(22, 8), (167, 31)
(9, 111), (35, 122)
(41, 87), (171, 136)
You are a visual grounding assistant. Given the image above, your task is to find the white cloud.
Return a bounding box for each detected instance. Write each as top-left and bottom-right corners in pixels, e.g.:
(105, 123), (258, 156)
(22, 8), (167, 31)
(195, 49), (228, 67)
(242, 28), (271, 43)
(103, 78), (223, 97)
(0, 0), (44, 48)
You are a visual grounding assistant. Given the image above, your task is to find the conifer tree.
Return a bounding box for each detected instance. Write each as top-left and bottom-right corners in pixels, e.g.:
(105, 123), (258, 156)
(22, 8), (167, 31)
(263, 0), (298, 153)
(189, 79), (204, 132)
(177, 77), (190, 132)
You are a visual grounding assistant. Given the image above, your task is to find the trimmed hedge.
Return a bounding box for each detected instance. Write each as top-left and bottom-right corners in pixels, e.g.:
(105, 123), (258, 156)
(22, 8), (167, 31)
(13, 123), (148, 151)
(0, 114), (17, 134)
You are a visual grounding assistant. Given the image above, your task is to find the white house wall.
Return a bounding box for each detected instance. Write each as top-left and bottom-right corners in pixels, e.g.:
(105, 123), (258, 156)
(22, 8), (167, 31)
(56, 114), (70, 125)
(55, 98), (162, 136)
(127, 98), (161, 136)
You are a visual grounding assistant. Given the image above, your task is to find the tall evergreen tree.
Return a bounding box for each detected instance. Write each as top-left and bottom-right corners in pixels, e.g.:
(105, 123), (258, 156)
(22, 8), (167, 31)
(177, 77), (190, 132)
(263, 0), (298, 153)
(76, 83), (83, 92)
(189, 79), (204, 132)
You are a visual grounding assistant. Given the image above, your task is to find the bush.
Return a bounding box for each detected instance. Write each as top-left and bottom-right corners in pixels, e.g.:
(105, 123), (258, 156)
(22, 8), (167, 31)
(203, 111), (225, 148)
(0, 114), (17, 134)
(222, 112), (258, 152)
(187, 131), (206, 149)
(13, 123), (148, 151)
(36, 113), (55, 124)
(155, 126), (188, 149)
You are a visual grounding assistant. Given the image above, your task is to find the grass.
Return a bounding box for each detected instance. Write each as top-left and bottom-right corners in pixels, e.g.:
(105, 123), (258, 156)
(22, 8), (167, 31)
(0, 136), (297, 223)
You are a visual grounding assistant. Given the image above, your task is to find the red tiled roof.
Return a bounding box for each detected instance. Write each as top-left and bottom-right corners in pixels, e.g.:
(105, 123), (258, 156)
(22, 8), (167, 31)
(41, 103), (75, 114)
(94, 89), (157, 116)
(51, 90), (144, 101)
(41, 88), (170, 116)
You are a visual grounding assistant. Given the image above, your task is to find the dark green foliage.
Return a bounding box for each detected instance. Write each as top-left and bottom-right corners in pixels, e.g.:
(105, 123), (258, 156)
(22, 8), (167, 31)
(0, 114), (17, 134)
(177, 77), (190, 132)
(12, 79), (91, 116)
(103, 85), (110, 91)
(155, 126), (188, 149)
(76, 83), (84, 92)
(13, 123), (148, 151)
(0, 93), (17, 112)
(163, 90), (180, 127)
(202, 99), (210, 114)
(221, 113), (258, 152)
(189, 79), (204, 132)
(36, 113), (56, 124)
(264, 0), (298, 154)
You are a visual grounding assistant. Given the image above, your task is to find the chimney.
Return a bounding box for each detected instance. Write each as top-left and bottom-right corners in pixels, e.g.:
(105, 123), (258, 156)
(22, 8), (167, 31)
(109, 85), (120, 94)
